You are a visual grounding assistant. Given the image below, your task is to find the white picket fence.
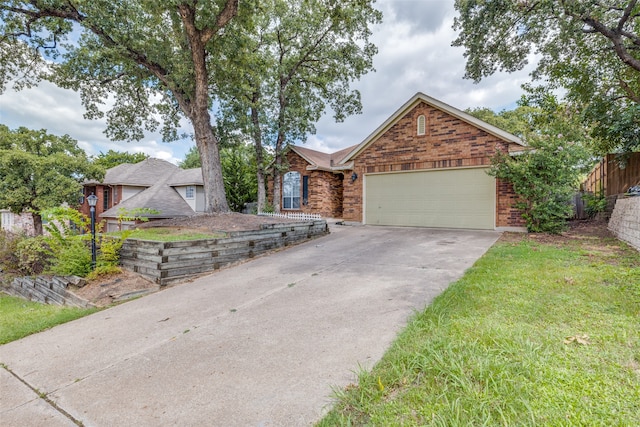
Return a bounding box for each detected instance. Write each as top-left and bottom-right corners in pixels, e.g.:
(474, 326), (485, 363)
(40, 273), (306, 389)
(258, 211), (322, 221)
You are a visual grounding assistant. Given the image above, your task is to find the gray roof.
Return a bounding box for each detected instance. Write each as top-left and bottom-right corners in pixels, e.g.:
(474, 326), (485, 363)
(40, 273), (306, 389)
(167, 168), (204, 186)
(103, 158), (179, 186)
(93, 158), (204, 219)
(101, 176), (195, 219)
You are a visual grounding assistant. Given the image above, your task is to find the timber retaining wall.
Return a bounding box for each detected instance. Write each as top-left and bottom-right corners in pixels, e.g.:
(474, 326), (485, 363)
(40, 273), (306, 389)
(5, 276), (94, 308)
(608, 197), (640, 252)
(120, 220), (328, 286)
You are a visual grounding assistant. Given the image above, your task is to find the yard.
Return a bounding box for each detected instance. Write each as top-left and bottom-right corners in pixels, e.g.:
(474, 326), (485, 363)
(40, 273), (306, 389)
(319, 221), (640, 426)
(1, 219), (638, 425)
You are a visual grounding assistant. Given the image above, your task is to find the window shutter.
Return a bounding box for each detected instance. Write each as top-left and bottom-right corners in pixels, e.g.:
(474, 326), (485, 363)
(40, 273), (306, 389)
(303, 176), (309, 205)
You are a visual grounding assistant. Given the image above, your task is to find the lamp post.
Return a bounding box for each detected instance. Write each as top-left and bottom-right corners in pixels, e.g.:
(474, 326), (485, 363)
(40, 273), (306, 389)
(87, 193), (98, 270)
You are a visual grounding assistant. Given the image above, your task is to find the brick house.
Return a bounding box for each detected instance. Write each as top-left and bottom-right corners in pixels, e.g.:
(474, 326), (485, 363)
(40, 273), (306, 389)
(274, 92), (527, 231)
(81, 158), (205, 232)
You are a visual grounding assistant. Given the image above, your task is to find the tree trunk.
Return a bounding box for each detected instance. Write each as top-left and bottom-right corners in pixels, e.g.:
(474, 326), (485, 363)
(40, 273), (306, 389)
(273, 159), (282, 212)
(250, 102), (266, 212)
(32, 212), (43, 236)
(179, 3), (230, 214)
(193, 117), (230, 213)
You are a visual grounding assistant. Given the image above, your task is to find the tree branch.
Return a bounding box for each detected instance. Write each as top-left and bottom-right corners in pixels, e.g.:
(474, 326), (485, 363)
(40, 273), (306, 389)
(200, 0), (239, 44)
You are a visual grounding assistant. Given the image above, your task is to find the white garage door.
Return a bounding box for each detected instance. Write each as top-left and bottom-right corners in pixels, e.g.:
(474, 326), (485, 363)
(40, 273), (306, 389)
(364, 167), (495, 230)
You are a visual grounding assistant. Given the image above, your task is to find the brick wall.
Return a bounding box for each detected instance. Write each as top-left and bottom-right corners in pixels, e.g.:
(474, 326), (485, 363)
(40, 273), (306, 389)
(343, 101), (525, 228)
(281, 151), (344, 218)
(608, 197), (640, 251)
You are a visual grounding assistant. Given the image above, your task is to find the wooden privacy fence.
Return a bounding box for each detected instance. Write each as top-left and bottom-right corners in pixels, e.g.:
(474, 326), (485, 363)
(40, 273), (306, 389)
(583, 153), (640, 196)
(120, 220), (328, 286)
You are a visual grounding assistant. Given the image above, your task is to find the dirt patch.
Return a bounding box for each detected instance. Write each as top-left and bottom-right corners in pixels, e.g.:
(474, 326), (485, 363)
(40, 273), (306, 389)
(72, 270), (160, 307)
(137, 212), (300, 232)
(75, 213), (306, 307)
(499, 219), (638, 263)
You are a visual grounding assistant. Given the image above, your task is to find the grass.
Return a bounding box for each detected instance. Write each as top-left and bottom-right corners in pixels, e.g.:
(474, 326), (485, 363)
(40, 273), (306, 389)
(112, 228), (227, 242)
(0, 294), (99, 345)
(319, 235), (640, 426)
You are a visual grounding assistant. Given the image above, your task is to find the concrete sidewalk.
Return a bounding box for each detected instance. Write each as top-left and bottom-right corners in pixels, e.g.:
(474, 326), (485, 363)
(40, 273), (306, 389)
(1, 225), (500, 426)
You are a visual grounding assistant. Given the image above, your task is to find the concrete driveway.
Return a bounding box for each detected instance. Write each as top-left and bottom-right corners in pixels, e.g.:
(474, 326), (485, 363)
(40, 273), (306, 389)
(1, 225), (500, 426)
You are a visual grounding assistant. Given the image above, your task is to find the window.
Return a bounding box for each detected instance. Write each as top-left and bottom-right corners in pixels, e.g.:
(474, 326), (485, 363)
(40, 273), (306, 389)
(283, 172), (301, 209)
(103, 188), (110, 211)
(417, 115), (426, 136)
(186, 186), (195, 199)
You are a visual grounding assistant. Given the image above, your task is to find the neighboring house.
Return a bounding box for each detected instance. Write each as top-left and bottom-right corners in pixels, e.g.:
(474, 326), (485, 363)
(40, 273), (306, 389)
(273, 92), (528, 231)
(81, 158), (205, 232)
(0, 210), (38, 236)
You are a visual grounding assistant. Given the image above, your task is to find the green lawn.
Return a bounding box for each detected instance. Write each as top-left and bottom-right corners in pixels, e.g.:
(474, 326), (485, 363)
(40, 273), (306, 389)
(0, 294), (98, 345)
(319, 234), (640, 426)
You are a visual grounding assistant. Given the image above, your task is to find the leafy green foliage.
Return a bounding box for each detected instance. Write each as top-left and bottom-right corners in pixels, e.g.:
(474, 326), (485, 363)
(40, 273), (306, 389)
(0, 231), (51, 277)
(92, 150), (149, 170)
(179, 146), (202, 170)
(179, 143), (258, 212)
(470, 97), (593, 233)
(453, 0), (640, 156)
(215, 0), (382, 209)
(0, 1), (255, 214)
(582, 192), (608, 219)
(0, 125), (103, 235)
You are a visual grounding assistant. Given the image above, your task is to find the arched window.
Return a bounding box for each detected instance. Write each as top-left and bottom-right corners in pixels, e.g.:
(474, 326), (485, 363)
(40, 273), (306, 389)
(417, 115), (426, 136)
(283, 171), (301, 209)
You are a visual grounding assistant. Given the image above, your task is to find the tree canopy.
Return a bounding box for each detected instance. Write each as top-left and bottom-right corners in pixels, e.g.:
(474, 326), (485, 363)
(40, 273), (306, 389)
(214, 0), (381, 210)
(0, 125), (103, 235)
(92, 150), (149, 170)
(0, 0), (251, 214)
(453, 0), (640, 155)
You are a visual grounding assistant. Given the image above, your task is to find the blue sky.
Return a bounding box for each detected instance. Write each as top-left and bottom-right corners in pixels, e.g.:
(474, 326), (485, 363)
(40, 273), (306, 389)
(0, 0), (536, 164)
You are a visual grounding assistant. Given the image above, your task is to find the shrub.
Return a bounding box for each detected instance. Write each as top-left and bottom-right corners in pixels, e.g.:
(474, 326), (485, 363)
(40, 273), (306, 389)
(582, 192), (607, 218)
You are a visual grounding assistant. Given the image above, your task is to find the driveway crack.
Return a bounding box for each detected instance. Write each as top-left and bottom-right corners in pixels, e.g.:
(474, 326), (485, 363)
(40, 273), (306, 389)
(1, 364), (84, 426)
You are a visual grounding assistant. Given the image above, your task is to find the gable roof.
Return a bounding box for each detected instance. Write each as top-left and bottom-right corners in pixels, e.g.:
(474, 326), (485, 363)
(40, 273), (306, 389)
(290, 144), (358, 172)
(90, 159), (205, 219)
(100, 174), (196, 219)
(340, 92), (525, 164)
(167, 168), (204, 186)
(102, 158), (180, 186)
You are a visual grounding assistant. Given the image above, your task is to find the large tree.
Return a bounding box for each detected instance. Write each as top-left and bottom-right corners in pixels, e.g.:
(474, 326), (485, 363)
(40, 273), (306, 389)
(453, 0), (640, 155)
(0, 0), (253, 213)
(0, 125), (103, 235)
(215, 0), (381, 211)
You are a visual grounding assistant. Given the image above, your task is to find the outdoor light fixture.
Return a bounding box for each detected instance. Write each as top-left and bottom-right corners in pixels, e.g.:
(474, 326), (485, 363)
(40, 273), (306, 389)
(87, 193), (98, 269)
(351, 172), (358, 182)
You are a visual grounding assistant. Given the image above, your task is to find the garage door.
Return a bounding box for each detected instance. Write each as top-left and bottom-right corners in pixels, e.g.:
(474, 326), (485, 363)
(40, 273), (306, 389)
(364, 168), (495, 229)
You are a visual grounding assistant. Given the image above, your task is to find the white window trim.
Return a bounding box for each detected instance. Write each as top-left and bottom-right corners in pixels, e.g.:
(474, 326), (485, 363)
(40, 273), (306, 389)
(417, 115), (426, 136)
(186, 185), (195, 199)
(283, 172), (301, 210)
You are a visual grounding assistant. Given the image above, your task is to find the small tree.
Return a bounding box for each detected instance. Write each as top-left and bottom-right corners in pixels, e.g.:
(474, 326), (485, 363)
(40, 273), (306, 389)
(0, 125), (103, 235)
(485, 98), (593, 233)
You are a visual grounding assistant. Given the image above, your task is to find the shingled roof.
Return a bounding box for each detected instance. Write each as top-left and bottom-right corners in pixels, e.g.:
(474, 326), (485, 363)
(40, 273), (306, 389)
(93, 158), (204, 219)
(289, 144), (358, 172)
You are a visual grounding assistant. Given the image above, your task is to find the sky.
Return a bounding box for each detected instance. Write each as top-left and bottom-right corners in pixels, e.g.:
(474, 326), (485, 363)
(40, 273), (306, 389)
(0, 0), (537, 164)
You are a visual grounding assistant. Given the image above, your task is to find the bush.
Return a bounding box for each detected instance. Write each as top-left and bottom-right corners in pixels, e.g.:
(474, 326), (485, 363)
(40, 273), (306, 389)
(582, 192), (607, 218)
(0, 231), (51, 276)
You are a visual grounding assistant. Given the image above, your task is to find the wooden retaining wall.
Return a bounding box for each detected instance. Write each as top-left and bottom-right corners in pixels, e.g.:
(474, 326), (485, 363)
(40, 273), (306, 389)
(120, 220), (328, 286)
(6, 276), (94, 308)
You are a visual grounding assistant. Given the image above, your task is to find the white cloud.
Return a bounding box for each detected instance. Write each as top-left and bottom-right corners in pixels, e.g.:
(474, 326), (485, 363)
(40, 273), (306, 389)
(0, 0), (538, 159)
